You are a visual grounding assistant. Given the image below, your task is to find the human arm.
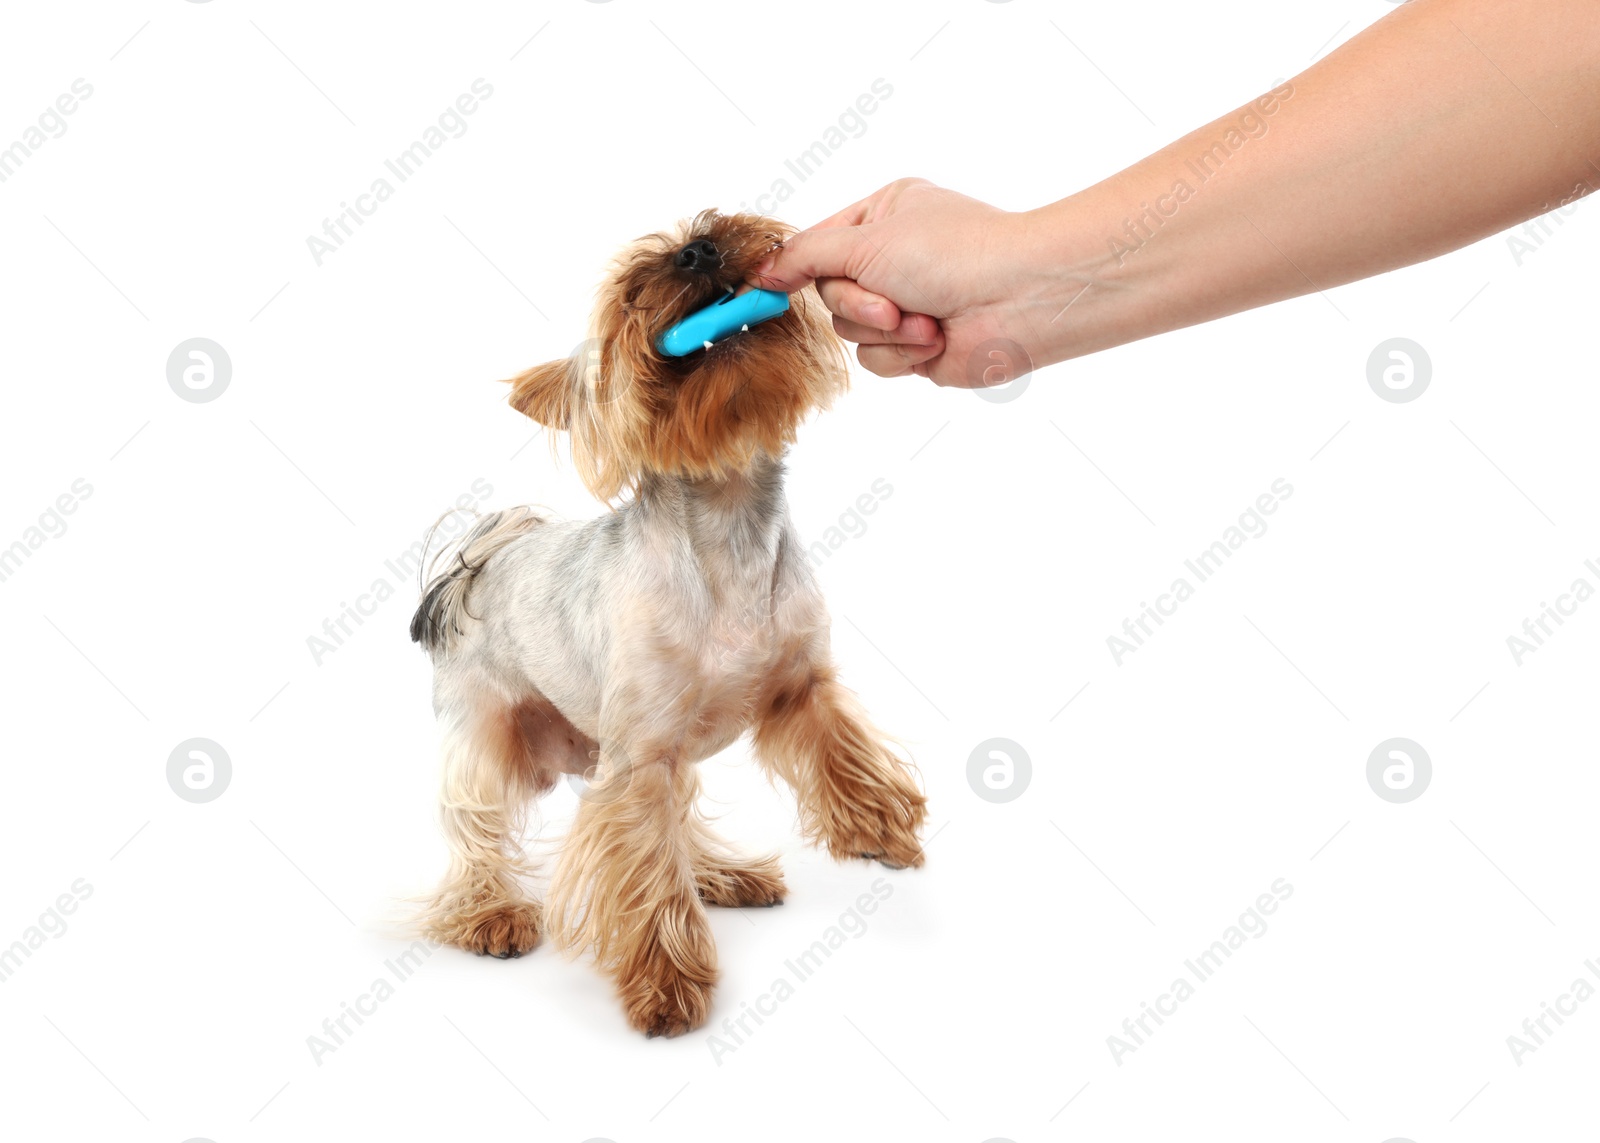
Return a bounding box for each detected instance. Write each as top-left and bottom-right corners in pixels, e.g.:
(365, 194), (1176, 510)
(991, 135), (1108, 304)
(750, 0), (1600, 385)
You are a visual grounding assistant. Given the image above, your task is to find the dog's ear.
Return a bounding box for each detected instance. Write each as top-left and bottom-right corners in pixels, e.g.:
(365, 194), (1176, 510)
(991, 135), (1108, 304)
(506, 357), (573, 429)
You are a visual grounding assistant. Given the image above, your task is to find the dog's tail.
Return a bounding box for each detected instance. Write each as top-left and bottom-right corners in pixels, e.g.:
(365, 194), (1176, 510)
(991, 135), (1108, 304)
(410, 506), (545, 656)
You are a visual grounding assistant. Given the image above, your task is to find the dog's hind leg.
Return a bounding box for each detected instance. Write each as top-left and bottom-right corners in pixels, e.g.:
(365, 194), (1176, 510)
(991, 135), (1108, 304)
(422, 692), (554, 959)
(683, 769), (787, 908)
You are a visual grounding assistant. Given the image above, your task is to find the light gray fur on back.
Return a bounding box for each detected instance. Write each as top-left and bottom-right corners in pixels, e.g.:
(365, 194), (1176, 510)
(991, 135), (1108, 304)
(425, 455), (827, 761)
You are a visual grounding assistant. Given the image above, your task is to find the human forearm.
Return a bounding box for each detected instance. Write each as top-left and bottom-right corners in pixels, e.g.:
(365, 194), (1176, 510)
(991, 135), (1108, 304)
(1018, 0), (1600, 365)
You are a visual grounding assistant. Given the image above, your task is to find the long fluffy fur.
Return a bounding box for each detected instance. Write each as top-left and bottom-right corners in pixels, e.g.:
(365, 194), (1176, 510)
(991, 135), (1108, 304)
(507, 211), (848, 503)
(416, 210), (926, 1038)
(418, 699), (545, 959)
(752, 664), (928, 869)
(410, 507), (544, 654)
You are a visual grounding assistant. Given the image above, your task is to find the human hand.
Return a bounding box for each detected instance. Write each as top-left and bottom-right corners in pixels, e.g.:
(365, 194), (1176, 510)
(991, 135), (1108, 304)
(747, 178), (1041, 388)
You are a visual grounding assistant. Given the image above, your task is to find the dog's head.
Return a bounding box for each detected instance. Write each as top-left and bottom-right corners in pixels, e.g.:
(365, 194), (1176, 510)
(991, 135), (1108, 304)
(507, 210), (848, 501)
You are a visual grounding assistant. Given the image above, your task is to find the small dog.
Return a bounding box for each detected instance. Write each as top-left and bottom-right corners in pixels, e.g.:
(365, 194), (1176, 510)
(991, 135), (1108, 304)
(411, 210), (928, 1037)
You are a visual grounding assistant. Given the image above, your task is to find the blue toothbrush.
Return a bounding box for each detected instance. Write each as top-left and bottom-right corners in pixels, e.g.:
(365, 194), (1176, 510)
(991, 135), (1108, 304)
(656, 288), (790, 357)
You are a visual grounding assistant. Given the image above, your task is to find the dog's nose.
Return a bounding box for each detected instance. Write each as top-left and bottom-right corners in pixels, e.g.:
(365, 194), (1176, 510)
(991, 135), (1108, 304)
(674, 239), (722, 274)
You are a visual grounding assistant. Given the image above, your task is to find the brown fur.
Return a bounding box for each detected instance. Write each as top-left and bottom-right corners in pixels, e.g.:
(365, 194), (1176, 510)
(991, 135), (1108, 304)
(754, 664), (928, 869)
(508, 210), (848, 502)
(545, 757), (719, 1037)
(419, 210), (925, 1037)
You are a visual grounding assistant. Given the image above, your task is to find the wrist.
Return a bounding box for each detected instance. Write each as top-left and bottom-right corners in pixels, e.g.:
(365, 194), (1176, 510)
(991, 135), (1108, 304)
(1003, 190), (1147, 369)
(1010, 152), (1299, 368)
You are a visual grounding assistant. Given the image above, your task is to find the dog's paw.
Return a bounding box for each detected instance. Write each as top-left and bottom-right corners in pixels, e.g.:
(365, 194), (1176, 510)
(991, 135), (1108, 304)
(695, 856), (787, 908)
(446, 901), (543, 959)
(829, 827), (925, 869)
(627, 980), (716, 1039)
(855, 850), (916, 871)
(619, 955), (717, 1038)
(839, 837), (924, 870)
(824, 775), (928, 870)
(616, 912), (718, 1038)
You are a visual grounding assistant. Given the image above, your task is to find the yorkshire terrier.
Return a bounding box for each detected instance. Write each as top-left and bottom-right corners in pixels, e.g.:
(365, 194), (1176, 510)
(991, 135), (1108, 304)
(411, 210), (928, 1037)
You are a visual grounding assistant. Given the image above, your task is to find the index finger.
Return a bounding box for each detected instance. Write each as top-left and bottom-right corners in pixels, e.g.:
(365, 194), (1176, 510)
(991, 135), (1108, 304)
(746, 224), (874, 294)
(803, 189), (882, 232)
(746, 183), (896, 292)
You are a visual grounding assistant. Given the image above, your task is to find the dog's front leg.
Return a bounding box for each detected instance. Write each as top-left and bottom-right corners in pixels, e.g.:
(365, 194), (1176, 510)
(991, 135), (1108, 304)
(753, 661), (928, 869)
(546, 748), (717, 1037)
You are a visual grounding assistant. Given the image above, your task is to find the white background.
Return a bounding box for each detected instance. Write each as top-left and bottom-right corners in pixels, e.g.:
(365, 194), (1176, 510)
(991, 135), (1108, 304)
(2, 1), (1596, 1140)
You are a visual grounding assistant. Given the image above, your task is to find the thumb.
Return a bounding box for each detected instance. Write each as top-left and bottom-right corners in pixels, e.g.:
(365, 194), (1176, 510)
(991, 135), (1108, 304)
(748, 224), (872, 293)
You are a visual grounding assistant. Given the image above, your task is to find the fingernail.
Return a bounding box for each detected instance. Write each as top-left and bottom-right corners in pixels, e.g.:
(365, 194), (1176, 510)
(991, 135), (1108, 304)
(865, 301), (892, 327)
